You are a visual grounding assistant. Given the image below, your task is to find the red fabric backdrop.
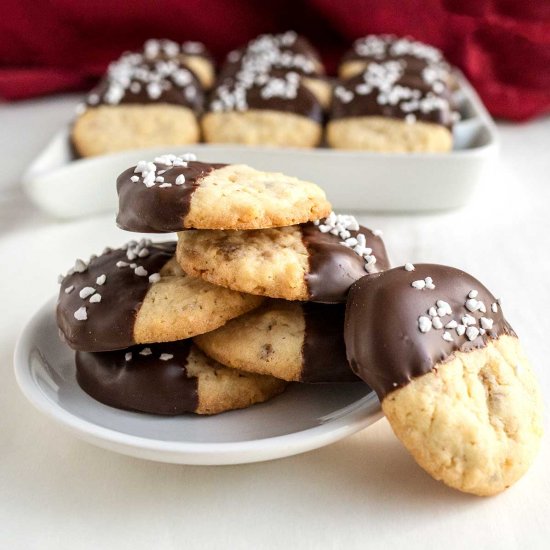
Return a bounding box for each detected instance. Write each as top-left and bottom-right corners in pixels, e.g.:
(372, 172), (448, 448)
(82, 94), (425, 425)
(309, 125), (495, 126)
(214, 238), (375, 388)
(1, 0), (549, 121)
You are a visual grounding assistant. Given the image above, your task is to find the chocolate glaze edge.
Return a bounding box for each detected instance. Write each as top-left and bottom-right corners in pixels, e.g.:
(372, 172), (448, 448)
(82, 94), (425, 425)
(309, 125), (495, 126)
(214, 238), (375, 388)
(344, 264), (516, 400)
(116, 161), (227, 233)
(76, 340), (199, 415)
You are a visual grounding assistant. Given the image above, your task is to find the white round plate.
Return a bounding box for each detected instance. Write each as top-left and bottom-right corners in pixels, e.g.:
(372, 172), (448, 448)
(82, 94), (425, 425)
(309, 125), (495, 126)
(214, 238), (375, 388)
(14, 298), (382, 465)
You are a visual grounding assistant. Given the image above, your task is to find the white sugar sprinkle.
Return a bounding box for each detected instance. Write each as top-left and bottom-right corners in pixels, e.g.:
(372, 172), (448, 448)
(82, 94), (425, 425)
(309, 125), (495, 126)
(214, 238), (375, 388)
(138, 248), (149, 258)
(79, 287), (95, 299)
(462, 314), (476, 326)
(456, 324), (466, 336)
(411, 280), (426, 289)
(404, 263), (415, 271)
(465, 298), (480, 312)
(491, 302), (498, 313)
(466, 326), (480, 341)
(159, 183), (172, 188)
(149, 273), (161, 283)
(96, 274), (106, 285)
(64, 286), (74, 294)
(468, 290), (478, 298)
(129, 263), (137, 269)
(373, 229), (383, 236)
(130, 176), (139, 182)
(139, 348), (152, 356)
(134, 266), (148, 277)
(480, 317), (494, 330)
(125, 352), (132, 361)
(175, 174), (186, 185)
(116, 261), (128, 268)
(74, 307), (87, 321)
(432, 317), (443, 329)
(428, 307), (437, 317)
(442, 331), (453, 342)
(159, 353), (174, 361)
(418, 316), (432, 333)
(445, 320), (458, 329)
(73, 259), (88, 273)
(89, 293), (102, 303)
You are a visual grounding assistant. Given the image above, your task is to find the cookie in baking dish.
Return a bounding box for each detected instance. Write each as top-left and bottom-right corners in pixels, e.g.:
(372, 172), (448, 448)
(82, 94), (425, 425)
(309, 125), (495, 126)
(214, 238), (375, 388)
(177, 213), (390, 303)
(195, 300), (360, 383)
(116, 154), (331, 232)
(57, 240), (262, 352)
(142, 38), (216, 89)
(327, 61), (458, 152)
(76, 341), (286, 416)
(345, 263), (543, 496)
(72, 53), (203, 157)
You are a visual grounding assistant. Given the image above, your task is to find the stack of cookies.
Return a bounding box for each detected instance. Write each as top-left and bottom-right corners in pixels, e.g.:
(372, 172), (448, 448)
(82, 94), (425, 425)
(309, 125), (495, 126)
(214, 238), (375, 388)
(328, 34), (459, 152)
(56, 152), (543, 496)
(57, 153), (389, 416)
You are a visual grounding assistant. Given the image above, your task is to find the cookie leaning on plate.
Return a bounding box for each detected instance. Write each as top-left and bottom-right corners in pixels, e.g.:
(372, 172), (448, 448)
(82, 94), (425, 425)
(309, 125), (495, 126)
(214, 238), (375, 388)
(116, 153), (331, 232)
(195, 300), (359, 383)
(177, 213), (390, 303)
(345, 264), (543, 496)
(57, 240), (262, 352)
(77, 341), (286, 416)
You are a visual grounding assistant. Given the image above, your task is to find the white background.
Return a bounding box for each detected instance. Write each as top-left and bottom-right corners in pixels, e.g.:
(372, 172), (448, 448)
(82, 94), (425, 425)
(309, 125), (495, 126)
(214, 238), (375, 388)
(0, 96), (549, 549)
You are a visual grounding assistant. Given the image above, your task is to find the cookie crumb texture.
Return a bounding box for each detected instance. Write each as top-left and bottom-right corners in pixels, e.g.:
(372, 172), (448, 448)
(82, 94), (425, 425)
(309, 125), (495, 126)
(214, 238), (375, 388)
(134, 258), (263, 343)
(194, 301), (305, 382)
(327, 116), (452, 153)
(177, 226), (309, 300)
(188, 346), (287, 415)
(382, 335), (543, 496)
(186, 164), (331, 230)
(202, 110), (322, 148)
(72, 105), (200, 157)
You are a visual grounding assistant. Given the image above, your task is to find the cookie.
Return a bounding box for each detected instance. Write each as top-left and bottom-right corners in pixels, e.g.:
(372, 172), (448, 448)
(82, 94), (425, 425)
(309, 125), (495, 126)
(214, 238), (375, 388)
(339, 34), (451, 80)
(57, 239), (263, 352)
(195, 300), (360, 383)
(327, 62), (458, 152)
(217, 31), (331, 110)
(72, 53), (203, 157)
(203, 73), (323, 148)
(177, 213), (390, 303)
(345, 264), (543, 496)
(116, 153), (331, 232)
(220, 32), (325, 81)
(76, 341), (286, 416)
(143, 38), (215, 89)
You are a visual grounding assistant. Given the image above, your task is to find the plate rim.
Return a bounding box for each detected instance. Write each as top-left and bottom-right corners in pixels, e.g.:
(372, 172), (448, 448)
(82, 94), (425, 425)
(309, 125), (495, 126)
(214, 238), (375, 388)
(14, 298), (383, 464)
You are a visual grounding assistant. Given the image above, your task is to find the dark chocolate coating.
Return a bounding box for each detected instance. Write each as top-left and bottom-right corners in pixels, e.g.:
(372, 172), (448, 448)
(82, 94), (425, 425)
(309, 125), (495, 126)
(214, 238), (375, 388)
(76, 340), (199, 415)
(208, 77), (324, 123)
(116, 161), (227, 233)
(342, 35), (448, 75)
(331, 71), (454, 128)
(345, 264), (516, 399)
(219, 34), (324, 82)
(57, 242), (175, 352)
(302, 223), (390, 303)
(301, 302), (361, 383)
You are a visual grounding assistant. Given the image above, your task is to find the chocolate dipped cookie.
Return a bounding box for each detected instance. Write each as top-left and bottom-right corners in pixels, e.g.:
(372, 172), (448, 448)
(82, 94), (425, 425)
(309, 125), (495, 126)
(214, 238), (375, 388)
(77, 341), (286, 416)
(116, 153), (331, 232)
(327, 61), (458, 152)
(345, 264), (543, 496)
(143, 38), (215, 89)
(57, 239), (262, 352)
(194, 300), (360, 383)
(177, 213), (390, 303)
(72, 52), (203, 157)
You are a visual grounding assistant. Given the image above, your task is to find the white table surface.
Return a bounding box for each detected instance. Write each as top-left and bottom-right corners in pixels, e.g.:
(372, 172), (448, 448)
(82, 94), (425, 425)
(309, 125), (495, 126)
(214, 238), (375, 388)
(1, 96), (549, 550)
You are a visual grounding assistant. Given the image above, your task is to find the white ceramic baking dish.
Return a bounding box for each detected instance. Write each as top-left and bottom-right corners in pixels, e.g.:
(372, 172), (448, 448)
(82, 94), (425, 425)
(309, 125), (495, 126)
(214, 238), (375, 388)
(22, 71), (498, 219)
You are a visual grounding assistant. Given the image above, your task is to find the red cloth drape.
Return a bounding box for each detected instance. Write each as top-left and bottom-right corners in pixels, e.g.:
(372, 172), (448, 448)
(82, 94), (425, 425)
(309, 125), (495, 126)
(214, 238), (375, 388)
(1, 0), (548, 121)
